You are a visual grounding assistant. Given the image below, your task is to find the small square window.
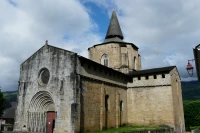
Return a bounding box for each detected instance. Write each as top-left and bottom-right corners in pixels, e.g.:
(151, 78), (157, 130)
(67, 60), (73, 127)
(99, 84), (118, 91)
(145, 76), (149, 80)
(138, 77), (141, 80)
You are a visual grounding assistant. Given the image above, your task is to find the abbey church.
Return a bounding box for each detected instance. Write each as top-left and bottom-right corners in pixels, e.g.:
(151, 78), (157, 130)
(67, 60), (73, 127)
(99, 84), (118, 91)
(14, 11), (185, 133)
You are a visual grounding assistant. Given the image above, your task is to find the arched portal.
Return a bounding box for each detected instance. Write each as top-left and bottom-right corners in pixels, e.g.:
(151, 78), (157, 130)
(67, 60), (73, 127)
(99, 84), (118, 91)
(27, 91), (55, 133)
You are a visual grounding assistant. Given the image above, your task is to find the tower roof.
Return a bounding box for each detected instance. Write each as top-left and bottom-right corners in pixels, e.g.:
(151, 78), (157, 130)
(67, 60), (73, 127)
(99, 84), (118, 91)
(104, 11), (124, 42)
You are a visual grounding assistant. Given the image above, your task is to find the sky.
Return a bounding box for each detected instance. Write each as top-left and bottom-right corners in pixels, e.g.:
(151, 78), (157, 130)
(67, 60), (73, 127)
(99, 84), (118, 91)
(0, 0), (199, 91)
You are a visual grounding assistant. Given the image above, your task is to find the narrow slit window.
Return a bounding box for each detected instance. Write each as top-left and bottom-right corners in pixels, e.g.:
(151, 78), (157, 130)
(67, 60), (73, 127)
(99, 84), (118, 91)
(105, 95), (109, 112)
(120, 101), (123, 111)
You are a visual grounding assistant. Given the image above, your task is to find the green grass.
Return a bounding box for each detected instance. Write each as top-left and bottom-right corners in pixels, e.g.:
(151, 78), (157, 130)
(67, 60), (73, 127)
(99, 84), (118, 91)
(190, 126), (200, 130)
(84, 126), (165, 133)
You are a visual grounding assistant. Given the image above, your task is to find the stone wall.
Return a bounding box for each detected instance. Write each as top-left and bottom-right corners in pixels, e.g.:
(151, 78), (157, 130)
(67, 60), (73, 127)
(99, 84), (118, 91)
(14, 45), (77, 133)
(77, 57), (128, 132)
(127, 73), (175, 128)
(170, 68), (185, 133)
(80, 78), (127, 132)
(88, 43), (141, 73)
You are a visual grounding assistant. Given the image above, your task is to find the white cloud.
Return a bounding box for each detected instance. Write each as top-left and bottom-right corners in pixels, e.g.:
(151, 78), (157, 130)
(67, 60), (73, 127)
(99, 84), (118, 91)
(1, 0), (200, 91)
(87, 0), (200, 80)
(0, 0), (102, 91)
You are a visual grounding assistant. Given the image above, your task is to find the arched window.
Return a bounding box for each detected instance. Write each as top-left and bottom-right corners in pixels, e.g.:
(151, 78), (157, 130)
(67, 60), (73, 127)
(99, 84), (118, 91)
(101, 54), (109, 67)
(134, 56), (136, 69)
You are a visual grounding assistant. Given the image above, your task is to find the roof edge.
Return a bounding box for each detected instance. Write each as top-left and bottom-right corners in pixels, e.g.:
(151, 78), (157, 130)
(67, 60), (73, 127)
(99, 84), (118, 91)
(128, 66), (176, 76)
(21, 44), (76, 66)
(88, 41), (139, 50)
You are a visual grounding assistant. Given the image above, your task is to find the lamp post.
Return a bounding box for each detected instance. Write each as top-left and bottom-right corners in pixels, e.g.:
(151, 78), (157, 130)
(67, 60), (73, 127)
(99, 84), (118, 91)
(186, 59), (195, 77)
(186, 44), (200, 81)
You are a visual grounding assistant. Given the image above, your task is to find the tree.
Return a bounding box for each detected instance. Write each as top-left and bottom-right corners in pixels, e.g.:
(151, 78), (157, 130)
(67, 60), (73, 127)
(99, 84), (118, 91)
(0, 91), (6, 117)
(184, 100), (200, 127)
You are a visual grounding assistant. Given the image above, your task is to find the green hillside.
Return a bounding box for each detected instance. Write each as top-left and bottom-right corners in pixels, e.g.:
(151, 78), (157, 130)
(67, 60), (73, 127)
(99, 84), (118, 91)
(2, 91), (17, 108)
(182, 81), (200, 100)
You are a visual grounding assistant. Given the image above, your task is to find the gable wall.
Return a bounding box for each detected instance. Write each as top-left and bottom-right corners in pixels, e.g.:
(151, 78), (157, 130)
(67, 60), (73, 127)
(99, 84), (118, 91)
(14, 45), (77, 133)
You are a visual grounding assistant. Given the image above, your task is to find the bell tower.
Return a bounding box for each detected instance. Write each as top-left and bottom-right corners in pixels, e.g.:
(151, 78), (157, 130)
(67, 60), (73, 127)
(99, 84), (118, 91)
(88, 11), (141, 74)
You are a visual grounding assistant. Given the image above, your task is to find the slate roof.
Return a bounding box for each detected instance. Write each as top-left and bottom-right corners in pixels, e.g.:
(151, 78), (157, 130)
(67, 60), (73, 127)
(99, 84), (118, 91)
(128, 66), (176, 76)
(104, 11), (124, 42)
(1, 102), (17, 119)
(78, 55), (132, 81)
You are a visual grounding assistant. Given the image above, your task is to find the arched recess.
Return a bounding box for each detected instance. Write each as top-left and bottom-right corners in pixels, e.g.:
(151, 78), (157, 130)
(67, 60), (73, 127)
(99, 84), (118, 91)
(27, 91), (55, 132)
(105, 95), (109, 129)
(119, 100), (123, 126)
(101, 54), (109, 67)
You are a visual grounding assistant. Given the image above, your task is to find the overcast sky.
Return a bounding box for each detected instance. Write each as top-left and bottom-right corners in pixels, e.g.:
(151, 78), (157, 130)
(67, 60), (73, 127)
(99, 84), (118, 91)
(0, 0), (199, 91)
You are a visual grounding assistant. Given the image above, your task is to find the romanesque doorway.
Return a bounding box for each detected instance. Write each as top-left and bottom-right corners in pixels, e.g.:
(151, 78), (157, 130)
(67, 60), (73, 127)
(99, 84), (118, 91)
(27, 91), (55, 133)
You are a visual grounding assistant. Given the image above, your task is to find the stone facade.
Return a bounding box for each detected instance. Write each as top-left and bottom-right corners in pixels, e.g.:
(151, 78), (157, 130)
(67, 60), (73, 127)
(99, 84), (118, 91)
(14, 11), (185, 133)
(77, 57), (128, 132)
(14, 45), (77, 133)
(127, 69), (185, 133)
(88, 42), (141, 73)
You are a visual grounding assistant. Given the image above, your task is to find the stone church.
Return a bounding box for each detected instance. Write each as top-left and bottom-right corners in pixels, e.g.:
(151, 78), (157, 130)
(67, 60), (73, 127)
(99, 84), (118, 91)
(14, 11), (185, 133)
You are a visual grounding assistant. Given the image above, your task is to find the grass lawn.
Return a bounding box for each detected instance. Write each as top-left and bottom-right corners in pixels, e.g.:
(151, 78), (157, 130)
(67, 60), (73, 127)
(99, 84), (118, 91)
(190, 126), (200, 130)
(84, 126), (165, 133)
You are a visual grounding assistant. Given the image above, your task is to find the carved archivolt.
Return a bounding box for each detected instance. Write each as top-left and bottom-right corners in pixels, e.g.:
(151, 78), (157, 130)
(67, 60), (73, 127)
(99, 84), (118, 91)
(27, 91), (55, 132)
(29, 91), (55, 112)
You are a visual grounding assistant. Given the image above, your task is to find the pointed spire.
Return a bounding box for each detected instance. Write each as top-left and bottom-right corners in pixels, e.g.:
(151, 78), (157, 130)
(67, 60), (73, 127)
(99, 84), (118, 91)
(104, 11), (124, 42)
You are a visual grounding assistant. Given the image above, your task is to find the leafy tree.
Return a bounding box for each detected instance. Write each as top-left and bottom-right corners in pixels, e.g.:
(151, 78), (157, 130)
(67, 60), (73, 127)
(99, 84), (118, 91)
(184, 100), (200, 127)
(0, 91), (6, 117)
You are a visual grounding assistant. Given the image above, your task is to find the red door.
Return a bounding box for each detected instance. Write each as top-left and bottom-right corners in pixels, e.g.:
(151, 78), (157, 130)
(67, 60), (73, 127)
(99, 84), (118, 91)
(46, 111), (56, 133)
